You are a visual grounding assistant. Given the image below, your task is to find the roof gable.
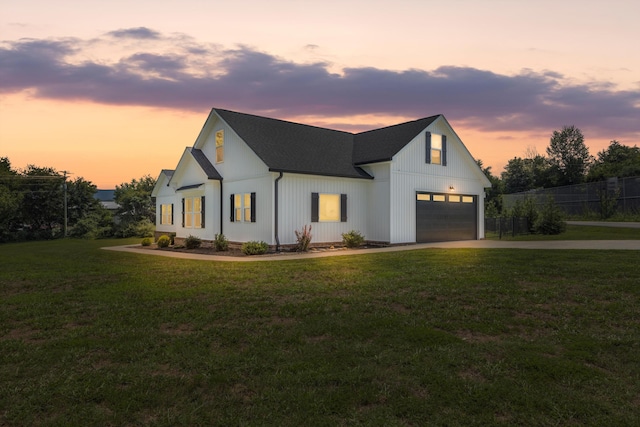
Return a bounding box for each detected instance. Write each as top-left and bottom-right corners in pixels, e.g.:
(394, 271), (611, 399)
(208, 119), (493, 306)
(214, 109), (372, 179)
(353, 115), (440, 165)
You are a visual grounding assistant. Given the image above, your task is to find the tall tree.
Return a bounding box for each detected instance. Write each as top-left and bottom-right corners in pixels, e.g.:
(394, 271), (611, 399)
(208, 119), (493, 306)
(20, 165), (65, 239)
(501, 157), (535, 194)
(0, 158), (22, 241)
(476, 159), (503, 213)
(114, 175), (156, 225)
(587, 140), (640, 181)
(546, 125), (592, 186)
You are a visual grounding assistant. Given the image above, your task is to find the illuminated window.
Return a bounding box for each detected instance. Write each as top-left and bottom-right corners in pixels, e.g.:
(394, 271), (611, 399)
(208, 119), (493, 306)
(231, 193), (255, 223)
(426, 132), (447, 166)
(311, 193), (347, 222)
(449, 195), (461, 203)
(417, 193), (430, 201)
(432, 194), (446, 202)
(462, 196), (474, 203)
(160, 204), (173, 225)
(183, 196), (204, 228)
(215, 130), (224, 163)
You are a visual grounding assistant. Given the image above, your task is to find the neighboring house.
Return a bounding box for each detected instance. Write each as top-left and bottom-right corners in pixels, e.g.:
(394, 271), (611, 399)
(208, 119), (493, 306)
(94, 190), (120, 213)
(152, 108), (491, 248)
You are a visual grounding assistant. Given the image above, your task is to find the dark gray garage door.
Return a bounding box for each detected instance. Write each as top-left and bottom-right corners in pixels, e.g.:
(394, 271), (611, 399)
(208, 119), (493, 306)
(416, 193), (477, 243)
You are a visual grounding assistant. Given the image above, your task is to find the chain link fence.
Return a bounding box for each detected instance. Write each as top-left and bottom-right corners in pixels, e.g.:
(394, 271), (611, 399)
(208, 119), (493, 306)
(503, 176), (640, 217)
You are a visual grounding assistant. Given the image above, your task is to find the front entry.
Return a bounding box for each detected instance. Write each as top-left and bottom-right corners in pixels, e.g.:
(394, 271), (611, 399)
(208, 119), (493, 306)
(416, 192), (477, 243)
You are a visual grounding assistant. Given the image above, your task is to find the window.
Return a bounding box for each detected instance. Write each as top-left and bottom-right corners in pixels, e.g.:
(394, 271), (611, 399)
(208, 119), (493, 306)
(311, 193), (347, 222)
(449, 195), (461, 203)
(432, 194), (446, 202)
(425, 132), (447, 166)
(462, 196), (474, 203)
(160, 204), (173, 225)
(182, 196), (205, 228)
(230, 193), (256, 222)
(416, 193), (430, 201)
(215, 130), (224, 163)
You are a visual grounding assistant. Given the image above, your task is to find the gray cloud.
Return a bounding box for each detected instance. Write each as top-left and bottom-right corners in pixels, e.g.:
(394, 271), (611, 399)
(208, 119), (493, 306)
(1, 28), (638, 140)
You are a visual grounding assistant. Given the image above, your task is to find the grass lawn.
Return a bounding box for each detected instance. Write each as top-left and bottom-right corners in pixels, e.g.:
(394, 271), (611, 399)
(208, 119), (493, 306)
(1, 236), (639, 426)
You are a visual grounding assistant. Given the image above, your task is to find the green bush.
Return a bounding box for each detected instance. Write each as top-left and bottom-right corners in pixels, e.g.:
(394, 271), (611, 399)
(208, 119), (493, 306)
(294, 224), (312, 252)
(241, 241), (269, 255)
(184, 235), (202, 249)
(141, 237), (153, 246)
(533, 197), (567, 235)
(157, 235), (171, 248)
(342, 230), (365, 248)
(214, 233), (229, 251)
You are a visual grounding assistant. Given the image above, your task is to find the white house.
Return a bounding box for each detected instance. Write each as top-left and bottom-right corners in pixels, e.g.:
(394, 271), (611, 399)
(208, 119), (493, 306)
(152, 108), (491, 249)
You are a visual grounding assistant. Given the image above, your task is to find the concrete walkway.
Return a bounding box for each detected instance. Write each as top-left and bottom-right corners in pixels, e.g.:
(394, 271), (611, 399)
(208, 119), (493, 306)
(567, 221), (640, 228)
(103, 238), (640, 262)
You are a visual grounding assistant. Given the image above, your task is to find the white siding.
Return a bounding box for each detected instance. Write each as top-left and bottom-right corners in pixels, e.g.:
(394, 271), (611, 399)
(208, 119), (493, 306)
(389, 117), (488, 244)
(224, 174), (273, 244)
(360, 163), (391, 243)
(276, 173), (370, 245)
(154, 173), (179, 236)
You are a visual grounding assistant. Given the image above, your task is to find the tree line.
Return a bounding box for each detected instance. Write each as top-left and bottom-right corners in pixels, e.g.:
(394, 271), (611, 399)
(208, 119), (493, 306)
(0, 157), (156, 243)
(480, 126), (640, 216)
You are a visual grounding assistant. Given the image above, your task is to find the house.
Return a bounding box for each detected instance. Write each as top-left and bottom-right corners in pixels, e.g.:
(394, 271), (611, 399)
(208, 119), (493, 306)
(152, 108), (491, 249)
(94, 189), (119, 213)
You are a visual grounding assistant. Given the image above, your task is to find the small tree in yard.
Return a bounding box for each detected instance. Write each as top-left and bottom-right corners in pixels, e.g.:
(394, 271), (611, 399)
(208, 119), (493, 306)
(533, 197), (566, 235)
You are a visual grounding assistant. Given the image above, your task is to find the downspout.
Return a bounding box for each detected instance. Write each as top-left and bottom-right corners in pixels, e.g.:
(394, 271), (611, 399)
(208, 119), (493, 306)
(274, 172), (283, 252)
(219, 180), (223, 236)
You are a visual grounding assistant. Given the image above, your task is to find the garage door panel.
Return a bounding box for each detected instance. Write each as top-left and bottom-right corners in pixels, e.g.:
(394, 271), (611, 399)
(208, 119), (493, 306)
(416, 194), (477, 243)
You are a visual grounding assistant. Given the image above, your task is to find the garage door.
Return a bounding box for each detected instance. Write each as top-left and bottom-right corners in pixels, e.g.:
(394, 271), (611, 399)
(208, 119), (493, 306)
(416, 193), (477, 243)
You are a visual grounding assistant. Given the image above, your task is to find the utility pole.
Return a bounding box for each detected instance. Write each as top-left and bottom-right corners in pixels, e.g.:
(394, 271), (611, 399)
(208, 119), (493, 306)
(61, 171), (72, 237)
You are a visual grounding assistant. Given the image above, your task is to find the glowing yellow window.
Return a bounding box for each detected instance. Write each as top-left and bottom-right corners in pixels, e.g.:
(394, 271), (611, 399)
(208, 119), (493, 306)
(215, 130), (224, 163)
(462, 196), (474, 203)
(449, 195), (461, 203)
(432, 194), (446, 202)
(417, 193), (430, 201)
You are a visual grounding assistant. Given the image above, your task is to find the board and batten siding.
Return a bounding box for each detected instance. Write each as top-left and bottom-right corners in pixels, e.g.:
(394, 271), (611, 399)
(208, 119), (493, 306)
(198, 117), (270, 181)
(360, 162), (391, 243)
(224, 174), (273, 244)
(276, 173), (370, 245)
(388, 118), (487, 244)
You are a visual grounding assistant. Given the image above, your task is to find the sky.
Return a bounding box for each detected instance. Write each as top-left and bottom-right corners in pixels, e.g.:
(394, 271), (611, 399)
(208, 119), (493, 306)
(1, 0), (639, 188)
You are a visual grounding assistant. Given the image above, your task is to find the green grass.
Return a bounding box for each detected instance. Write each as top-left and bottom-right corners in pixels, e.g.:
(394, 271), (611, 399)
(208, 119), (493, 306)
(1, 238), (639, 426)
(487, 223), (640, 240)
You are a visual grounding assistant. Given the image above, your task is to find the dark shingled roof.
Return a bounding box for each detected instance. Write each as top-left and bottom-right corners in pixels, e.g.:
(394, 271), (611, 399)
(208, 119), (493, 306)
(190, 148), (222, 180)
(213, 109), (442, 179)
(353, 116), (440, 165)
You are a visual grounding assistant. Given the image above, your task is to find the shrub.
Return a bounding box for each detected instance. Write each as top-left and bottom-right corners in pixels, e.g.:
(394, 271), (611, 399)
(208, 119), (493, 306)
(294, 224), (312, 252)
(214, 233), (229, 251)
(241, 241), (269, 255)
(157, 235), (171, 248)
(141, 237), (153, 246)
(342, 230), (365, 248)
(533, 197), (567, 235)
(184, 235), (202, 249)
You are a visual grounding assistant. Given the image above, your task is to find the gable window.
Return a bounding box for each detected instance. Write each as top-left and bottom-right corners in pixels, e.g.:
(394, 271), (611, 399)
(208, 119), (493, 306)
(230, 193), (256, 222)
(215, 130), (224, 163)
(425, 132), (447, 166)
(160, 203), (173, 225)
(311, 193), (347, 222)
(182, 196), (205, 228)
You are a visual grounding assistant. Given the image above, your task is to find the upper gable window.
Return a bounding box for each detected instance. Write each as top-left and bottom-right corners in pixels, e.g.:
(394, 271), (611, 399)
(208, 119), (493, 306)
(215, 130), (224, 163)
(426, 132), (447, 166)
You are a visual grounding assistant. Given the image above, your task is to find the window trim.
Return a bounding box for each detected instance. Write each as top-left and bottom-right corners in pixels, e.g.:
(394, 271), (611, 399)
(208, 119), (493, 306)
(311, 192), (347, 223)
(230, 192), (256, 223)
(425, 132), (447, 166)
(160, 203), (173, 225)
(182, 196), (204, 229)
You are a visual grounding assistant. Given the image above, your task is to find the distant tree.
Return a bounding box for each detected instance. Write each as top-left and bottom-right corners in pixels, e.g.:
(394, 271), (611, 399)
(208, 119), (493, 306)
(587, 140), (640, 182)
(476, 159), (503, 214)
(546, 126), (592, 186)
(67, 177), (102, 224)
(0, 158), (22, 242)
(502, 157), (535, 194)
(20, 165), (65, 239)
(114, 175), (156, 237)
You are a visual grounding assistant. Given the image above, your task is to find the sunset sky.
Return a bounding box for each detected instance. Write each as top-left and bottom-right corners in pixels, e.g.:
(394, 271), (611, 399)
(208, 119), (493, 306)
(1, 0), (639, 188)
